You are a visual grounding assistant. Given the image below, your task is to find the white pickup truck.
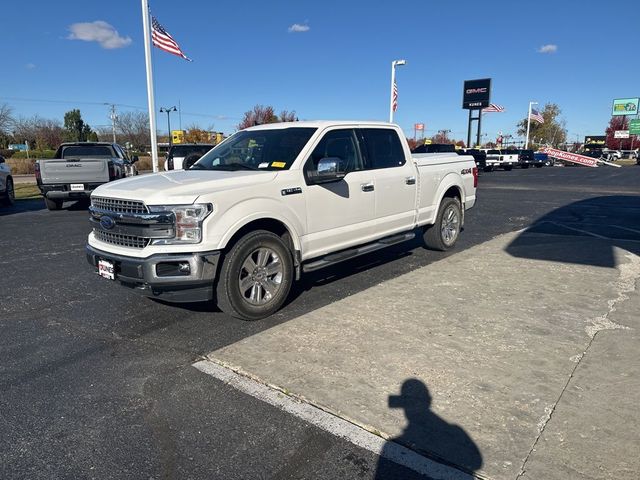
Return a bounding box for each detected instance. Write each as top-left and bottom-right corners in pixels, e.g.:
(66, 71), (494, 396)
(86, 121), (477, 320)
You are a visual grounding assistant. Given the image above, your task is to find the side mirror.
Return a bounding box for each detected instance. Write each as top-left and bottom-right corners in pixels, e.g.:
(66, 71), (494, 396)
(0, 156), (5, 164)
(308, 157), (346, 184)
(131, 155), (139, 163)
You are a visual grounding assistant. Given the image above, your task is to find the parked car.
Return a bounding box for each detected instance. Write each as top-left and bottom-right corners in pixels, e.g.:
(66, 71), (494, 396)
(412, 143), (456, 154)
(486, 149), (517, 171)
(518, 149), (543, 168)
(164, 143), (216, 171)
(87, 121), (477, 320)
(36, 142), (138, 210)
(0, 155), (15, 206)
(534, 152), (554, 166)
(460, 149), (487, 171)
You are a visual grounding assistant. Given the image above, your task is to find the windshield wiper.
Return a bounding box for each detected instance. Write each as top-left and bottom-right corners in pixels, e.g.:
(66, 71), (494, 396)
(188, 164), (206, 170)
(210, 163), (260, 171)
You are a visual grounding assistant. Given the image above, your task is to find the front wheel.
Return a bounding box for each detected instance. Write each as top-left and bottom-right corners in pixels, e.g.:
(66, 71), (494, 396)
(216, 230), (294, 320)
(423, 197), (462, 251)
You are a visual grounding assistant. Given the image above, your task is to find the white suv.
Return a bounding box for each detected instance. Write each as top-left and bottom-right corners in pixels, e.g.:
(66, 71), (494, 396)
(0, 155), (14, 206)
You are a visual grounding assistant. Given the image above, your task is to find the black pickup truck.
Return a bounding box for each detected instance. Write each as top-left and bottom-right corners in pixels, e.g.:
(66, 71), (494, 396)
(518, 149), (543, 168)
(36, 142), (138, 210)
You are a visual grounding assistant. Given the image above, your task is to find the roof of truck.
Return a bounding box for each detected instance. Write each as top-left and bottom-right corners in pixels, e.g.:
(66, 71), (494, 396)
(244, 121), (397, 131)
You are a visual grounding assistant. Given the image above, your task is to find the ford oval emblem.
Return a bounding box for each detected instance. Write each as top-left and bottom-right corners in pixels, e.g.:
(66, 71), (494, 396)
(100, 216), (115, 230)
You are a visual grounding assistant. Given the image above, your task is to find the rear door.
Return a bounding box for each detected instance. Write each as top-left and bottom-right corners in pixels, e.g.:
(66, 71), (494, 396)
(359, 128), (417, 237)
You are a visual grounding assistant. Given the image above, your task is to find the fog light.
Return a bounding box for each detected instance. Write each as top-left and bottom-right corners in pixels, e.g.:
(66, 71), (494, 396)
(178, 262), (191, 274)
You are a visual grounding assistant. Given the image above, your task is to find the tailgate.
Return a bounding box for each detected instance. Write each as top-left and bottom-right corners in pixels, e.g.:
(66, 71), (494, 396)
(40, 158), (110, 184)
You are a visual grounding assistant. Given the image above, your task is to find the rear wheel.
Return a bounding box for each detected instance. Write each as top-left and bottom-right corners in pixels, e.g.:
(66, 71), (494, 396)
(1, 178), (15, 206)
(503, 165), (513, 171)
(44, 197), (62, 210)
(423, 197), (462, 251)
(216, 230), (294, 320)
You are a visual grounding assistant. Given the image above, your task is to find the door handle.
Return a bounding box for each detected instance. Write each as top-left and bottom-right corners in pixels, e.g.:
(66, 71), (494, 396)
(361, 183), (375, 192)
(405, 176), (416, 185)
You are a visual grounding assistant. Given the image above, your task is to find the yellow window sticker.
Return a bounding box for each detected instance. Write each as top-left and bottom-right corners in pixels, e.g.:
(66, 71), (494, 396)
(271, 162), (286, 168)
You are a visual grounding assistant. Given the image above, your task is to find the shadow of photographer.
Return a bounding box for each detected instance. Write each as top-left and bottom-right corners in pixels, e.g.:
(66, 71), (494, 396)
(375, 379), (482, 479)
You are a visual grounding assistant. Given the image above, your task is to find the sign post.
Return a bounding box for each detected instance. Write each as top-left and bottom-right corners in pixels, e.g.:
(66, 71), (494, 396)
(462, 78), (491, 147)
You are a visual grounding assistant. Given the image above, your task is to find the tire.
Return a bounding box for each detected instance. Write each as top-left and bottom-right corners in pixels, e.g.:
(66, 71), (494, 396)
(521, 164), (529, 169)
(216, 230), (294, 320)
(483, 166), (493, 172)
(503, 165), (513, 171)
(1, 177), (15, 206)
(183, 153), (202, 170)
(535, 164), (543, 168)
(423, 197), (462, 251)
(44, 197), (62, 210)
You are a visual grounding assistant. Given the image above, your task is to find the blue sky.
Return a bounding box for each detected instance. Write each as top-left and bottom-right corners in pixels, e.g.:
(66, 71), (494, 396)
(2, 0), (639, 143)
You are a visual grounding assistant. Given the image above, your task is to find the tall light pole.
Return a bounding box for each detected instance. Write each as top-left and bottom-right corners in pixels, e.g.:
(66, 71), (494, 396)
(160, 106), (177, 147)
(525, 101), (537, 149)
(389, 59), (406, 123)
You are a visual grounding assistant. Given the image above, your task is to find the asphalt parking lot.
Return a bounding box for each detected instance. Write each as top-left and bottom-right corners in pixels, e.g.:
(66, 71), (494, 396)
(1, 166), (639, 479)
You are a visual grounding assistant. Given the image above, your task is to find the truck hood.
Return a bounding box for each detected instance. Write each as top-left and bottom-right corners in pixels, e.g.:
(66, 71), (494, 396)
(91, 170), (278, 205)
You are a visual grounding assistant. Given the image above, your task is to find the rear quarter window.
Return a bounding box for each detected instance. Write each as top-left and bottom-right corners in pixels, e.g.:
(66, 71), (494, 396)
(361, 129), (406, 169)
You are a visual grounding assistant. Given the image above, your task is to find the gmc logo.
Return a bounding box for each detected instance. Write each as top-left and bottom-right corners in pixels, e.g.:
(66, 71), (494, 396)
(65, 164), (82, 167)
(466, 88), (487, 94)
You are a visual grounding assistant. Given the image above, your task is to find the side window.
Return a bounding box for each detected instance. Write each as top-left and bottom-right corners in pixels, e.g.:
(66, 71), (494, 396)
(113, 145), (126, 160)
(361, 128), (406, 169)
(304, 129), (363, 178)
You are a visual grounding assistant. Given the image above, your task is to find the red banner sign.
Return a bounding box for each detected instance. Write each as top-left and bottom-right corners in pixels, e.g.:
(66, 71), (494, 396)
(414, 123), (424, 131)
(541, 147), (598, 167)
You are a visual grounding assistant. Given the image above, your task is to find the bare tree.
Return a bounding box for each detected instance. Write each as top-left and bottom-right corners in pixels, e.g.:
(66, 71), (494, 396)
(237, 105), (298, 130)
(115, 111), (150, 149)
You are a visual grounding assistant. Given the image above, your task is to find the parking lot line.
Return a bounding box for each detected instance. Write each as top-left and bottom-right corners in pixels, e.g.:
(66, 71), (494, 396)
(193, 359), (476, 480)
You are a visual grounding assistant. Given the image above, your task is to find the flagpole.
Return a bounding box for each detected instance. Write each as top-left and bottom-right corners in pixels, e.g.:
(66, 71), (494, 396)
(389, 62), (396, 123)
(525, 101), (537, 149)
(142, 0), (159, 173)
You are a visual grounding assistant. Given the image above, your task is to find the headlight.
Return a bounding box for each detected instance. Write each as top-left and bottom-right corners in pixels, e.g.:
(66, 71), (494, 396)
(148, 203), (212, 244)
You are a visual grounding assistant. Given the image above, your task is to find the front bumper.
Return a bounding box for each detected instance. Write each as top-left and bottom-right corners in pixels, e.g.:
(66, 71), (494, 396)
(86, 245), (220, 303)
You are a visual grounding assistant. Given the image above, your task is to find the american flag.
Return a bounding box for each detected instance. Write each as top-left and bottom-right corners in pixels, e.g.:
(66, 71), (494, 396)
(151, 16), (192, 61)
(392, 80), (398, 112)
(529, 108), (544, 124)
(482, 103), (505, 113)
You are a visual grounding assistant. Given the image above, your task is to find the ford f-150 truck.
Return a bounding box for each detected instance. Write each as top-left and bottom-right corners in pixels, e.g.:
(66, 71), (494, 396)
(36, 142), (138, 210)
(86, 121), (477, 320)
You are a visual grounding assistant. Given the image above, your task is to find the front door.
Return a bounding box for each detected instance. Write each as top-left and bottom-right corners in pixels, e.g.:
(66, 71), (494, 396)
(301, 128), (376, 260)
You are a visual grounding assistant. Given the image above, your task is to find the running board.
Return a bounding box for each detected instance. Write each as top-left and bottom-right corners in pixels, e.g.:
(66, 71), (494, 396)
(302, 232), (416, 273)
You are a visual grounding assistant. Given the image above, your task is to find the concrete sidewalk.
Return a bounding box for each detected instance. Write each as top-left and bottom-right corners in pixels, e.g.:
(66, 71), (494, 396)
(206, 229), (640, 479)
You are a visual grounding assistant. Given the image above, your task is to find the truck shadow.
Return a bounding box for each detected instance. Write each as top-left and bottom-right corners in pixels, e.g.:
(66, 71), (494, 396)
(375, 379), (482, 479)
(0, 199), (46, 216)
(505, 196), (640, 268)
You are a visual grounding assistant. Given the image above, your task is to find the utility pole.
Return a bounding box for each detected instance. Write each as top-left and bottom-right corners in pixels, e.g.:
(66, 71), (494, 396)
(109, 104), (118, 143)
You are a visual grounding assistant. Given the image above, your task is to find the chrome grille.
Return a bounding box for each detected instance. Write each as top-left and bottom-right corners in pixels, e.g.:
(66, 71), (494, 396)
(93, 229), (149, 249)
(92, 197), (148, 214)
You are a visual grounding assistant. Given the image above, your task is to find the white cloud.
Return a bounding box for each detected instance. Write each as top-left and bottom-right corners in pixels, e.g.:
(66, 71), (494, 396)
(25, 63), (36, 69)
(68, 21), (132, 49)
(538, 44), (558, 54)
(288, 23), (310, 33)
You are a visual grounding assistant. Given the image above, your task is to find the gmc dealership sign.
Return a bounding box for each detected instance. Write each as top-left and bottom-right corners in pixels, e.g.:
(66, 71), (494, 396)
(462, 78), (491, 109)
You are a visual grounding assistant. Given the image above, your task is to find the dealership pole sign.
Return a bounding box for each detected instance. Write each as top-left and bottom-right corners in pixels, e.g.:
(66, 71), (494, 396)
(612, 98), (639, 116)
(463, 79), (492, 109)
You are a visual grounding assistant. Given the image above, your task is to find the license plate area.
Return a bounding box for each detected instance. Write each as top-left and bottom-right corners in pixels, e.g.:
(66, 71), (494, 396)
(70, 183), (84, 191)
(98, 259), (116, 280)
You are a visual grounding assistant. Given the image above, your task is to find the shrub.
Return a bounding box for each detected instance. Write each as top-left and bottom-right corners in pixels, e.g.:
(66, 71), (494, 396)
(135, 156), (165, 171)
(7, 158), (36, 174)
(0, 149), (15, 159)
(11, 149), (56, 159)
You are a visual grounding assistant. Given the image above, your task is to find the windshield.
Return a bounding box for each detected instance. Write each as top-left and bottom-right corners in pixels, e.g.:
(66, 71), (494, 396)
(488, 149), (500, 154)
(192, 127), (316, 171)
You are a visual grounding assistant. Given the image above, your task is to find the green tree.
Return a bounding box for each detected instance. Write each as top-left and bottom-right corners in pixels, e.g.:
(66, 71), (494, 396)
(516, 103), (567, 148)
(64, 109), (95, 142)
